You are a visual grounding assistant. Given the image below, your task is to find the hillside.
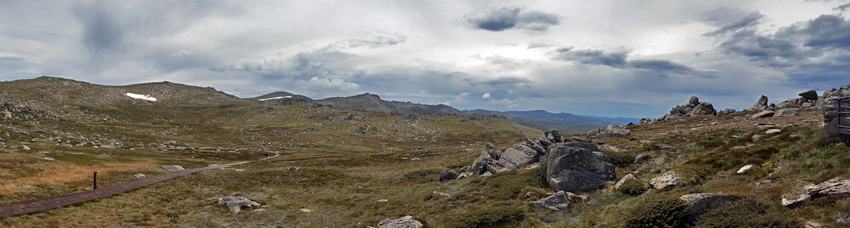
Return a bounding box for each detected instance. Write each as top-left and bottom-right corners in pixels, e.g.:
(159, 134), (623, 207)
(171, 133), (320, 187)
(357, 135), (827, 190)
(1, 77), (849, 228)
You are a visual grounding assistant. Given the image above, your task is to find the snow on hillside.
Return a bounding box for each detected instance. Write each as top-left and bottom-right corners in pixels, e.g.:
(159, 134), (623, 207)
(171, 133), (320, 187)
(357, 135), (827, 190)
(125, 93), (157, 101)
(258, 96), (291, 101)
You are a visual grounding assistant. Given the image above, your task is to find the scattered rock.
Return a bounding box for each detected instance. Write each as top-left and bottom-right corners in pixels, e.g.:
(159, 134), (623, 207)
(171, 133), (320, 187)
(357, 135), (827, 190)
(159, 165), (185, 171)
(439, 168), (458, 182)
(752, 135), (765, 142)
(43, 157), (55, 161)
(752, 110), (776, 118)
(634, 154), (650, 163)
(773, 108), (798, 117)
(657, 144), (675, 150)
(18, 185), (38, 189)
(805, 178), (850, 197)
(97, 153), (110, 158)
(614, 174), (636, 189)
(217, 196), (260, 213)
(377, 215), (423, 228)
(456, 172), (473, 179)
(529, 191), (572, 211)
(432, 191), (451, 198)
(649, 171), (682, 189)
(800, 90), (819, 100)
(804, 221), (823, 228)
(781, 194), (810, 207)
(377, 199), (388, 203)
(766, 129), (782, 134)
(288, 166), (299, 171)
(12, 144), (30, 150)
(736, 164), (753, 174)
(133, 174), (146, 178)
(300, 208), (313, 213)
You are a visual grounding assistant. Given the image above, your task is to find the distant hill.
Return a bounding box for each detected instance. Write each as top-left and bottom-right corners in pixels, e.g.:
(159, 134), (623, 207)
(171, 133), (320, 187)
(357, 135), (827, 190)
(461, 109), (639, 135)
(250, 92), (462, 115)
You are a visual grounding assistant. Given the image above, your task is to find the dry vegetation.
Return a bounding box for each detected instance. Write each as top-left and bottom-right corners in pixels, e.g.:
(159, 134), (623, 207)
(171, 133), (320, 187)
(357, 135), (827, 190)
(1, 77), (848, 227)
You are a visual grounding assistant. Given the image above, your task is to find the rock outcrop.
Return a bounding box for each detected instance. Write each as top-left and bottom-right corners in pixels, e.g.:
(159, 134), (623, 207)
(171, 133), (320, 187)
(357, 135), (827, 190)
(639, 96), (716, 125)
(529, 191), (572, 211)
(540, 143), (615, 193)
(679, 193), (736, 221)
(586, 124), (630, 139)
(823, 85), (850, 139)
(439, 168), (458, 182)
(217, 197), (261, 213)
(649, 171), (682, 189)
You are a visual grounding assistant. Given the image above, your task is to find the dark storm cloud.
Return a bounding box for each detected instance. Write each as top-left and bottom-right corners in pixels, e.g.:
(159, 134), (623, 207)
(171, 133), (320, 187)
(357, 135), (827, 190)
(552, 49), (628, 68)
(73, 1), (124, 57)
(628, 60), (694, 73)
(465, 7), (561, 32)
(699, 7), (764, 37)
(800, 15), (850, 48)
(836, 3), (850, 11)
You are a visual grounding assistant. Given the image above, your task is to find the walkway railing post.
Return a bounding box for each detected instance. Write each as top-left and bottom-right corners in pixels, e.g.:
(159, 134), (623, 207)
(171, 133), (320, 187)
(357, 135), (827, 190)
(93, 172), (97, 190)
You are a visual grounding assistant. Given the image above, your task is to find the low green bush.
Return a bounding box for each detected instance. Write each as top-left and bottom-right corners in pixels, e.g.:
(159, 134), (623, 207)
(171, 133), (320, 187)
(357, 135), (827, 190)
(619, 179), (647, 196)
(625, 195), (688, 228)
(447, 205), (524, 228)
(606, 151), (639, 167)
(694, 198), (795, 228)
(699, 139), (725, 148)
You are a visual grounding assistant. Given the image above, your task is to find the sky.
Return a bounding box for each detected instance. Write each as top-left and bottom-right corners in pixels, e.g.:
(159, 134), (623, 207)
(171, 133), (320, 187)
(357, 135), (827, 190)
(1, 0), (849, 118)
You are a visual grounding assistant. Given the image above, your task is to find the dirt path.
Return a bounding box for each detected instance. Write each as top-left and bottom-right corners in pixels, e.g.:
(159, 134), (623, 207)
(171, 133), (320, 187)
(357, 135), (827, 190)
(0, 162), (248, 218)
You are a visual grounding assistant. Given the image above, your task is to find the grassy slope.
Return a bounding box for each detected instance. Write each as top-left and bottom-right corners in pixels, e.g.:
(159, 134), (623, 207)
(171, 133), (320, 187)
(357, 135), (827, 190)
(1, 77), (848, 227)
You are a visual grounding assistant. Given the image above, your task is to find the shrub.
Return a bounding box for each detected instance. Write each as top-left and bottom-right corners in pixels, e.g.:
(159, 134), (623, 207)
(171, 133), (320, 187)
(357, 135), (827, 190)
(606, 151), (639, 167)
(699, 139), (724, 148)
(619, 178), (648, 196)
(447, 205), (524, 228)
(695, 198), (795, 228)
(625, 196), (688, 228)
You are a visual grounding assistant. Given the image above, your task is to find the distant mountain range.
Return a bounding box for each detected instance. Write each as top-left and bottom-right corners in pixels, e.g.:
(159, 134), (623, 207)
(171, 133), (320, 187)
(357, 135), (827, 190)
(251, 91), (638, 135)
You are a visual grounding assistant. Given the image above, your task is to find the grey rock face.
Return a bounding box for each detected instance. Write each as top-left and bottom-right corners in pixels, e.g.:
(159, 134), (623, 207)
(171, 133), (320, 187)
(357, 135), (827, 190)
(484, 143), (502, 160)
(378, 215), (423, 228)
(650, 171), (682, 189)
(218, 196), (260, 213)
(439, 168), (458, 182)
(12, 144), (30, 150)
(497, 143), (541, 170)
(805, 178), (850, 197)
(823, 85), (850, 138)
(529, 191), (571, 211)
(471, 151), (497, 175)
(541, 144), (615, 193)
(799, 90), (819, 100)
(634, 154), (650, 163)
(159, 165), (185, 171)
(773, 108), (798, 117)
(689, 96), (700, 105)
(753, 95), (769, 111)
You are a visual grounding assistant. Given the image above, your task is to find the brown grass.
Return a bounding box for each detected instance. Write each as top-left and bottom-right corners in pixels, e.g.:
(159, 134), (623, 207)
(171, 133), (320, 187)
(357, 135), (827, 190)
(0, 163), (155, 191)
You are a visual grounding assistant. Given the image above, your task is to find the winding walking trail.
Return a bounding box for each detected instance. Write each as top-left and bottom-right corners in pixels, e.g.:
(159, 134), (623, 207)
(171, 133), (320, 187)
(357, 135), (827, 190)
(0, 162), (248, 218)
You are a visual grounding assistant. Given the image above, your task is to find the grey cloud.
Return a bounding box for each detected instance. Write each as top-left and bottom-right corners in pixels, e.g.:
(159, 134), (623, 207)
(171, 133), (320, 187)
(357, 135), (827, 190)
(465, 7), (561, 32)
(699, 7), (764, 37)
(552, 49), (628, 68)
(836, 3), (850, 11)
(629, 60), (694, 73)
(345, 32), (407, 48)
(800, 15), (850, 48)
(74, 1), (124, 57)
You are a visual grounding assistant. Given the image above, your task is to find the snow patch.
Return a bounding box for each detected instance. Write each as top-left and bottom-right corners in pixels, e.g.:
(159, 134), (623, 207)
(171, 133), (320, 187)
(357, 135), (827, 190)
(258, 96), (291, 101)
(125, 93), (157, 101)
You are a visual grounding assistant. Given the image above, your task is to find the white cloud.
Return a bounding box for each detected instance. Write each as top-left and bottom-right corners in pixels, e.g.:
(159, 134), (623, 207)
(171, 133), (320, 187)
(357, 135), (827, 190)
(482, 93), (491, 99)
(293, 77), (360, 97)
(488, 97), (526, 108)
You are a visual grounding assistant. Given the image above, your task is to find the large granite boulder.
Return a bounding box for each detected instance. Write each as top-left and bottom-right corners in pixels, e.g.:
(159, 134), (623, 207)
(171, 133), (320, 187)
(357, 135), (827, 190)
(439, 168), (458, 182)
(752, 95), (769, 111)
(679, 193), (737, 221)
(823, 85), (850, 139)
(773, 108), (798, 117)
(800, 90), (819, 100)
(650, 171), (683, 189)
(540, 143), (615, 193)
(497, 140), (544, 170)
(471, 151), (498, 175)
(805, 178), (850, 197)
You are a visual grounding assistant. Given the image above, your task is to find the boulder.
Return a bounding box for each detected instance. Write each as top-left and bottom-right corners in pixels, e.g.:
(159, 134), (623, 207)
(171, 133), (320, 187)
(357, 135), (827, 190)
(18, 185), (38, 189)
(288, 166), (299, 171)
(432, 191), (451, 198)
(822, 85), (850, 138)
(159, 165), (185, 171)
(614, 174), (636, 189)
(649, 171), (682, 189)
(751, 110), (775, 118)
(805, 221), (823, 228)
(753, 95), (769, 111)
(723, 108), (736, 114)
(471, 151), (497, 175)
(12, 144), (30, 150)
(218, 196), (260, 213)
(483, 143), (502, 160)
(800, 90), (819, 100)
(540, 144), (615, 193)
(688, 102), (715, 116)
(133, 174), (146, 178)
(689, 96), (700, 105)
(766, 129), (782, 134)
(378, 215), (423, 228)
(773, 108), (798, 117)
(805, 178), (850, 197)
(736, 164), (753, 174)
(777, 98), (806, 109)
(439, 168), (458, 182)
(496, 142), (540, 170)
(529, 191), (572, 211)
(781, 194), (810, 207)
